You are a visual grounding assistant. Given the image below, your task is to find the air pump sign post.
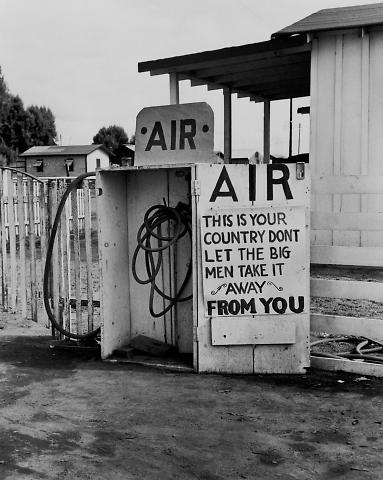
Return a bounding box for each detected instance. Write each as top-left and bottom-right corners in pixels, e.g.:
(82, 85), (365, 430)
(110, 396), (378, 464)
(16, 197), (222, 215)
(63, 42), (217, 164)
(195, 163), (310, 374)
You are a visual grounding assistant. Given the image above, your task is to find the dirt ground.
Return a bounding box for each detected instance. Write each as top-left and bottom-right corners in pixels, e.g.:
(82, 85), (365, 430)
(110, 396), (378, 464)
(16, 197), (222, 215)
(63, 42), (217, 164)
(0, 312), (382, 479)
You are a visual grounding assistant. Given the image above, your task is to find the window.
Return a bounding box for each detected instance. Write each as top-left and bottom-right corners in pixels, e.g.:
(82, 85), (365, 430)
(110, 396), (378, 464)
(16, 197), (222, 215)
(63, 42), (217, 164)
(65, 158), (74, 175)
(96, 158), (100, 169)
(33, 160), (44, 172)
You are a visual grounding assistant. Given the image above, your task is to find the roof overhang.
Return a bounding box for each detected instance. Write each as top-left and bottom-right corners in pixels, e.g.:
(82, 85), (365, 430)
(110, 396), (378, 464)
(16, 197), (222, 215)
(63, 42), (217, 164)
(138, 35), (311, 103)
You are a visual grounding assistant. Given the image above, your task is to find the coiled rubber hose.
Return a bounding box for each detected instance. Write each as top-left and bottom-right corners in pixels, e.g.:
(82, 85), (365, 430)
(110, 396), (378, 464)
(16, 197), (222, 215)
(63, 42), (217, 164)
(311, 336), (383, 364)
(132, 202), (192, 318)
(43, 171), (100, 340)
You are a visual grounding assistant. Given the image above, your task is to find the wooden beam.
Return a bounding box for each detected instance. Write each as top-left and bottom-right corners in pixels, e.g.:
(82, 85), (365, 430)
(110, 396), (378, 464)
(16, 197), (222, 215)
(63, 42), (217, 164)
(223, 88), (232, 163)
(312, 175), (383, 194)
(311, 245), (383, 267)
(204, 55), (310, 83)
(311, 313), (383, 343)
(214, 65), (310, 88)
(139, 39), (310, 76)
(312, 211), (383, 231)
(311, 278), (383, 302)
(169, 73), (179, 104)
(263, 100), (270, 164)
(311, 356), (383, 377)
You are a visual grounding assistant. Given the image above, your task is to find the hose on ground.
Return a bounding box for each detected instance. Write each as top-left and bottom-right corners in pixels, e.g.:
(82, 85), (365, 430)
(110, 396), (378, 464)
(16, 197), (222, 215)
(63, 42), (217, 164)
(43, 171), (100, 340)
(132, 202), (192, 318)
(310, 335), (383, 364)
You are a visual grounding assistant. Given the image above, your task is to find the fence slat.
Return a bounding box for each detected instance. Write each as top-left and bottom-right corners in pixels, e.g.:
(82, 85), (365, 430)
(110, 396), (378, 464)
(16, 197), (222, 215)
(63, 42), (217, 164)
(60, 180), (71, 333)
(39, 181), (49, 326)
(28, 179), (37, 321)
(83, 180), (94, 331)
(0, 171), (8, 307)
(7, 173), (17, 312)
(49, 180), (61, 333)
(71, 186), (82, 335)
(311, 278), (383, 302)
(0, 169), (7, 309)
(311, 245), (383, 267)
(17, 175), (27, 317)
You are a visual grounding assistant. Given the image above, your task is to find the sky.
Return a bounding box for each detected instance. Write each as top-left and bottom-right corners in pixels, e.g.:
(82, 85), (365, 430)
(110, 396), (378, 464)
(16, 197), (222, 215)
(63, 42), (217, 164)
(1, 0), (381, 157)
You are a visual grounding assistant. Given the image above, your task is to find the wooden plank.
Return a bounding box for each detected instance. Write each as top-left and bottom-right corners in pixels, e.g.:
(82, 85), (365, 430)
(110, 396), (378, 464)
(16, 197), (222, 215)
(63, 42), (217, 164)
(312, 175), (383, 194)
(28, 179), (37, 321)
(83, 180), (94, 332)
(98, 170), (131, 359)
(7, 174), (17, 311)
(38, 181), (49, 326)
(360, 33), (369, 248)
(50, 181), (60, 332)
(71, 186), (82, 335)
(169, 73), (179, 104)
(211, 316), (296, 345)
(361, 33), (370, 175)
(17, 175), (27, 318)
(169, 168), (193, 353)
(0, 170), (7, 308)
(311, 245), (383, 266)
(311, 313), (383, 343)
(312, 211), (383, 231)
(263, 100), (270, 164)
(311, 356), (383, 378)
(56, 180), (66, 336)
(333, 35), (343, 176)
(224, 88), (232, 163)
(60, 181), (71, 333)
(311, 278), (383, 301)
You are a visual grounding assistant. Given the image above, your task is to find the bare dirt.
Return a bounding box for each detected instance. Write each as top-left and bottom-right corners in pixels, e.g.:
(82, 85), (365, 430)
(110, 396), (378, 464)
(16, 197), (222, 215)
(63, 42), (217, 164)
(0, 312), (383, 479)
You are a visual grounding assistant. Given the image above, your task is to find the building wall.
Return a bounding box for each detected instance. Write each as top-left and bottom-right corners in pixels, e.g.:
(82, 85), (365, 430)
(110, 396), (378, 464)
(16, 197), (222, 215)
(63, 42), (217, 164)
(24, 148), (110, 177)
(26, 155), (87, 177)
(87, 149), (110, 171)
(310, 28), (383, 247)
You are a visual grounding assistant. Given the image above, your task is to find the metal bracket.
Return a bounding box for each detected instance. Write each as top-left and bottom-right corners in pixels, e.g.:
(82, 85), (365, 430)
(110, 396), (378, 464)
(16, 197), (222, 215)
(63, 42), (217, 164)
(296, 162), (305, 180)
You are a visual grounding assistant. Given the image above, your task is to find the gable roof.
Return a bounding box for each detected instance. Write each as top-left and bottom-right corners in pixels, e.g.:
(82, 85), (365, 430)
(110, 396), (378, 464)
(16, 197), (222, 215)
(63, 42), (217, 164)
(273, 2), (383, 38)
(20, 145), (111, 157)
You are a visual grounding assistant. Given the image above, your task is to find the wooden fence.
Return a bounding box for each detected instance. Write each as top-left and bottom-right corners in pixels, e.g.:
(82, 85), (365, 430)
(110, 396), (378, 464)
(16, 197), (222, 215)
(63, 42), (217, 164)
(0, 168), (100, 336)
(310, 174), (383, 375)
(1, 167), (383, 374)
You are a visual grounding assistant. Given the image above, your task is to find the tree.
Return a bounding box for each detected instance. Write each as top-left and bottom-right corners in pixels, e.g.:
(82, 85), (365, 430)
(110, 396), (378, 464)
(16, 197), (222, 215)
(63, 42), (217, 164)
(0, 66), (57, 164)
(26, 105), (57, 146)
(93, 125), (129, 157)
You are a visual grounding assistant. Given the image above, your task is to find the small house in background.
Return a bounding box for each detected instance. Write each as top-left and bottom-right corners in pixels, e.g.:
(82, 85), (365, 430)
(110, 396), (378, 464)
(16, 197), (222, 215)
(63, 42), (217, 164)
(19, 145), (112, 177)
(115, 144), (135, 166)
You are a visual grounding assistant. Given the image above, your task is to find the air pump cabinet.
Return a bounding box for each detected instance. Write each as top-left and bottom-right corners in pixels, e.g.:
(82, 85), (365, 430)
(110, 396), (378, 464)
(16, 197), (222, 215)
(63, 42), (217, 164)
(97, 103), (310, 374)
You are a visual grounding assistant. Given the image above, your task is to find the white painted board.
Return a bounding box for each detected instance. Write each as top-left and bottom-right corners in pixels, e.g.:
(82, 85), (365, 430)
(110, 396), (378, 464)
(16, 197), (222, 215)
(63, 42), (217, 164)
(194, 163), (310, 374)
(211, 316), (296, 345)
(135, 103), (216, 166)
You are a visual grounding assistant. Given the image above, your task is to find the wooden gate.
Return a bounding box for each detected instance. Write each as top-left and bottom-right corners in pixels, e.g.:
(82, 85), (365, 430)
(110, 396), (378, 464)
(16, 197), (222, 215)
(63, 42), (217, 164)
(0, 168), (100, 337)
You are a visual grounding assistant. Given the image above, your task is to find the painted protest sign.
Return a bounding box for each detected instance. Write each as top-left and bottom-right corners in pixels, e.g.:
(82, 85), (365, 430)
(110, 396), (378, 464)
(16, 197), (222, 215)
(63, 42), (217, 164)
(200, 206), (307, 316)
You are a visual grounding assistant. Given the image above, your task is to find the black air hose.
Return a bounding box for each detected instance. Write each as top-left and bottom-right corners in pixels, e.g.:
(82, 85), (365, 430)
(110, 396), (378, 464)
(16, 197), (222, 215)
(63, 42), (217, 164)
(132, 202), (192, 318)
(43, 171), (100, 340)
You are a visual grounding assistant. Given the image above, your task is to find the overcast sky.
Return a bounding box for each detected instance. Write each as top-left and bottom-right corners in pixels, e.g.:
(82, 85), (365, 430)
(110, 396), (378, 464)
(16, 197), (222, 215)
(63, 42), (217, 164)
(1, 0), (381, 157)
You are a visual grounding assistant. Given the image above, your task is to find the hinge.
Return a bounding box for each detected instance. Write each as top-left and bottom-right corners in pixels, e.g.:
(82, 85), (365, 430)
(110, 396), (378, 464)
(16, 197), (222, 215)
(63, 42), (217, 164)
(296, 162), (305, 180)
(191, 179), (200, 197)
(193, 325), (203, 342)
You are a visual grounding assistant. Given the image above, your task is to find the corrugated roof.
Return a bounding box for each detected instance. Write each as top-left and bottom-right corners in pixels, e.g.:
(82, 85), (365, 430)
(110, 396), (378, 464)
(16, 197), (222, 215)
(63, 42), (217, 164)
(20, 145), (106, 157)
(273, 3), (383, 37)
